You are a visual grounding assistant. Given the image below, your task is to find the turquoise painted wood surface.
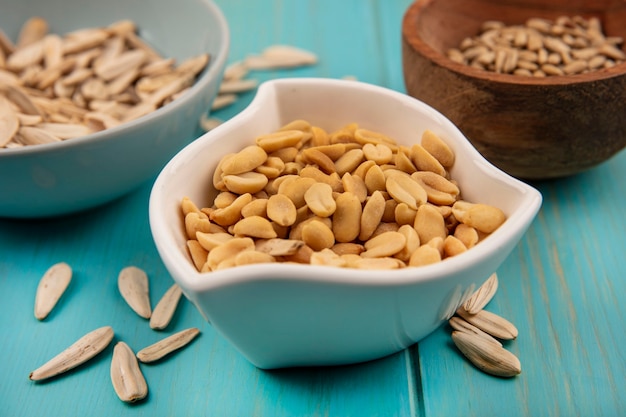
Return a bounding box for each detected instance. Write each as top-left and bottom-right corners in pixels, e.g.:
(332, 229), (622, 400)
(1, 1), (625, 416)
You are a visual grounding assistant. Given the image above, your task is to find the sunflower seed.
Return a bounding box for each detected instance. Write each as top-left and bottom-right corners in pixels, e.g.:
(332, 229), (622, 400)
(17, 17), (49, 47)
(0, 84), (42, 115)
(35, 122), (93, 139)
(121, 101), (156, 123)
(29, 326), (114, 381)
(118, 266), (151, 319)
(6, 38), (45, 71)
(42, 34), (63, 69)
(456, 307), (518, 340)
(0, 68), (20, 85)
(94, 49), (147, 81)
(140, 57), (176, 77)
(449, 316), (502, 347)
(463, 273), (498, 314)
(211, 94), (237, 110)
(149, 284), (183, 330)
(0, 28), (16, 54)
(451, 330), (521, 377)
(136, 328), (200, 363)
(34, 262), (72, 320)
(223, 61), (249, 81)
(176, 53), (210, 77)
(17, 112), (43, 126)
(84, 111), (121, 131)
(61, 28), (109, 55)
(0, 95), (19, 147)
(199, 114), (223, 131)
(218, 78), (258, 94)
(110, 341), (148, 403)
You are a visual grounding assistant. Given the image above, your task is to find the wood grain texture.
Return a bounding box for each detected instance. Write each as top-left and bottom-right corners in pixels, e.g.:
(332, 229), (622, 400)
(1, 0), (624, 416)
(401, 0), (626, 179)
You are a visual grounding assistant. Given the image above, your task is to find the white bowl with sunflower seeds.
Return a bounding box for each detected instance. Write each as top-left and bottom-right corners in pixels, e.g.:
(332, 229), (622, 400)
(149, 78), (542, 369)
(0, 0), (229, 218)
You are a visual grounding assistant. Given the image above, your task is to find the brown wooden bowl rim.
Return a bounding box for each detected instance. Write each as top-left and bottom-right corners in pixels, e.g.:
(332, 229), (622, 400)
(402, 0), (626, 87)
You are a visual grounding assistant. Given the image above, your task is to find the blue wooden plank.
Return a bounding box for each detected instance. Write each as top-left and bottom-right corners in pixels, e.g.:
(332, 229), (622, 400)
(0, 182), (415, 417)
(416, 150), (626, 417)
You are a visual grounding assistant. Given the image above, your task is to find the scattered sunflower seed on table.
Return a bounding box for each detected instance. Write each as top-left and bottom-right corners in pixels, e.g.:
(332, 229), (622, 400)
(118, 265), (152, 319)
(29, 325), (114, 381)
(449, 273), (523, 378)
(149, 283), (183, 330)
(33, 261), (72, 320)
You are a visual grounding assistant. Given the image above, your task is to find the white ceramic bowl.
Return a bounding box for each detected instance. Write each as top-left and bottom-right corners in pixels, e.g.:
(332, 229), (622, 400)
(0, 0), (229, 218)
(149, 78), (542, 369)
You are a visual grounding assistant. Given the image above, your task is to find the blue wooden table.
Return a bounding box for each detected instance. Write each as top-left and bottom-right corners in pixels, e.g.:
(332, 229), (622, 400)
(1, 1), (625, 416)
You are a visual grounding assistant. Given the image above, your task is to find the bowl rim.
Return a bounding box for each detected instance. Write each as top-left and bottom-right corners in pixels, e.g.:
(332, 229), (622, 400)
(0, 0), (230, 158)
(149, 77), (543, 293)
(401, 0), (626, 87)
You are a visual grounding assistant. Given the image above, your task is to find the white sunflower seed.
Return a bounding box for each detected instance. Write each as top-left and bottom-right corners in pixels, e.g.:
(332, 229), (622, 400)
(451, 330), (521, 377)
(0, 95), (19, 147)
(117, 266), (151, 319)
(463, 273), (499, 314)
(218, 78), (258, 94)
(0, 28), (16, 54)
(449, 316), (502, 347)
(61, 28), (109, 55)
(149, 284), (183, 330)
(223, 61), (249, 81)
(84, 112), (121, 131)
(17, 126), (62, 145)
(94, 49), (147, 81)
(176, 53), (210, 77)
(199, 114), (223, 131)
(6, 39), (44, 71)
(34, 262), (72, 320)
(140, 57), (176, 77)
(43, 34), (63, 69)
(456, 307), (518, 340)
(29, 326), (114, 381)
(110, 341), (148, 403)
(17, 17), (49, 48)
(211, 94), (237, 110)
(35, 122), (93, 139)
(136, 328), (200, 363)
(0, 84), (42, 115)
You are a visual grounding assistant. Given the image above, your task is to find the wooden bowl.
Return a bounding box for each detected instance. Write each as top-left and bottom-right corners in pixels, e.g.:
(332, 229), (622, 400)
(401, 0), (626, 179)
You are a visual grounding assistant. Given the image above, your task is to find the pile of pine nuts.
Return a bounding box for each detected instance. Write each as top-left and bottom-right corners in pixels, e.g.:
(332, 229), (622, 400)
(447, 16), (625, 76)
(182, 120), (507, 272)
